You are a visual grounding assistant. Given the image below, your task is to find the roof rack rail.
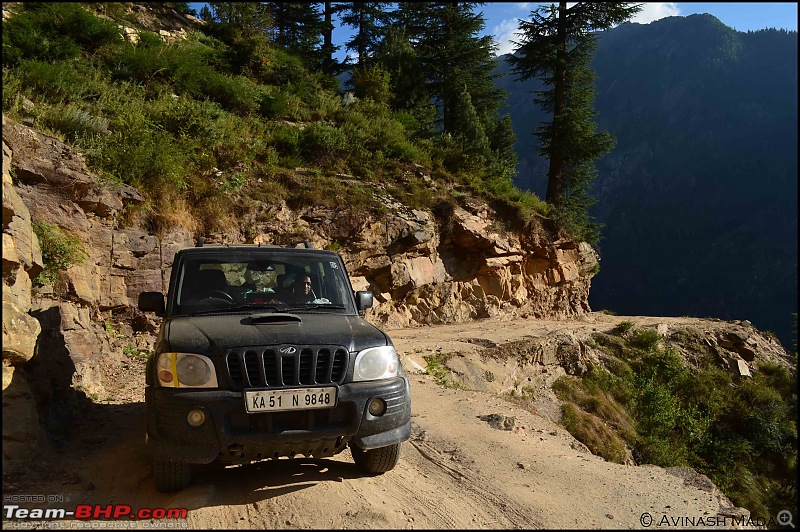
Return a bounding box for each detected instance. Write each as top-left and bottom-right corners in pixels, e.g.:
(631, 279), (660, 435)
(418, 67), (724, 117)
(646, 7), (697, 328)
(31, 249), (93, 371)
(304, 240), (313, 249)
(195, 237), (204, 247)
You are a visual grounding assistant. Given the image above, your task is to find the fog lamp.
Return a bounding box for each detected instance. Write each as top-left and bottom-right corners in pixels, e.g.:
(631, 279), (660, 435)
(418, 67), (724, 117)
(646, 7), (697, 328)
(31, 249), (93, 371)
(368, 398), (387, 417)
(187, 409), (206, 427)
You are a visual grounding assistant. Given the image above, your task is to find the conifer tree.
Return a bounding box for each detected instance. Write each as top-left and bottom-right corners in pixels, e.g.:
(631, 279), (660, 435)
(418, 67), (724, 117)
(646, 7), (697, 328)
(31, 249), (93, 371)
(208, 2), (271, 35)
(198, 5), (213, 22)
(372, 27), (435, 138)
(266, 2), (326, 69)
(451, 83), (491, 160)
(508, 2), (641, 224)
(374, 27), (428, 111)
(396, 2), (503, 136)
(338, 2), (393, 68)
(321, 2), (340, 75)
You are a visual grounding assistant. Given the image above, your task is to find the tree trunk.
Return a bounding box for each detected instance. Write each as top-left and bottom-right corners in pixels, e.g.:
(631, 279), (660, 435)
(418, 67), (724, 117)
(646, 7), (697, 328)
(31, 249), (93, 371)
(358, 6), (366, 67)
(546, 1), (568, 205)
(323, 1), (335, 74)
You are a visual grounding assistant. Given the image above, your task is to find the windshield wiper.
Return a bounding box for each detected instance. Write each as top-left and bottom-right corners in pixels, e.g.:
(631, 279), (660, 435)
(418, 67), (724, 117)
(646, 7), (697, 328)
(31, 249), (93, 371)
(225, 304), (288, 313)
(188, 303), (287, 316)
(188, 308), (234, 316)
(285, 304), (347, 312)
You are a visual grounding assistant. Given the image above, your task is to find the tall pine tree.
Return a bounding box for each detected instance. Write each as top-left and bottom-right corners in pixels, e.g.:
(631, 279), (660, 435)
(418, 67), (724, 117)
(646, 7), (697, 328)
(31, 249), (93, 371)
(266, 2), (326, 69)
(374, 28), (428, 110)
(321, 2), (340, 75)
(508, 2), (641, 230)
(208, 2), (271, 35)
(338, 2), (393, 68)
(396, 2), (503, 136)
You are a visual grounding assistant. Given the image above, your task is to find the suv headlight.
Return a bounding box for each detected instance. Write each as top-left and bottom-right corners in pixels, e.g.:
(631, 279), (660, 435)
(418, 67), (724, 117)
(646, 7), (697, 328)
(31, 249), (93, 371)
(353, 346), (400, 382)
(156, 353), (218, 388)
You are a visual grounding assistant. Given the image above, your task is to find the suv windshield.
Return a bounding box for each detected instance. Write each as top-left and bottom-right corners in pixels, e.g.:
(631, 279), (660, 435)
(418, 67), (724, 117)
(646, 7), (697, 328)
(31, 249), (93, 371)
(170, 251), (356, 316)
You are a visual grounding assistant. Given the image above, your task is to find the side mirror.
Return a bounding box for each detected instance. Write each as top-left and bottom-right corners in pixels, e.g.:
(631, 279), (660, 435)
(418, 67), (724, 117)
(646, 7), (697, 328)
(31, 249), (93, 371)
(138, 292), (165, 316)
(355, 291), (373, 313)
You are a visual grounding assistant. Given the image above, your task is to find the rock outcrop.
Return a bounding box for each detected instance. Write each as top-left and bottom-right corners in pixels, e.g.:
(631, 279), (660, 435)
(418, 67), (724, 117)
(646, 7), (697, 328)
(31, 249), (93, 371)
(243, 196), (598, 328)
(2, 128), (45, 476)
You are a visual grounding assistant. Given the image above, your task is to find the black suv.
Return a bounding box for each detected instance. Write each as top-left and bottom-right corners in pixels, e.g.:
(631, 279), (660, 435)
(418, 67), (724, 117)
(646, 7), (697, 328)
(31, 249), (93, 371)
(138, 242), (411, 492)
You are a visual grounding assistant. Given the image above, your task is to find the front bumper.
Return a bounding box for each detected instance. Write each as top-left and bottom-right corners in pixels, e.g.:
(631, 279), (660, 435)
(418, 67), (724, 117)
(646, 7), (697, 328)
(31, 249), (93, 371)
(145, 376), (411, 464)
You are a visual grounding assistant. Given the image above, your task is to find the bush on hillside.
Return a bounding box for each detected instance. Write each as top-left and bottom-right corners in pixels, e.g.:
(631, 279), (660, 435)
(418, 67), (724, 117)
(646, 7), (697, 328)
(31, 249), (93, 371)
(2, 2), (121, 66)
(553, 330), (798, 520)
(2, 1), (550, 236)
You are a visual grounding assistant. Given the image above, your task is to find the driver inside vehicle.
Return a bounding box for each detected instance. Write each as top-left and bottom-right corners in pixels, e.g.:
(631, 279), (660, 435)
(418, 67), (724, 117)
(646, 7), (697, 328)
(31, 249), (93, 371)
(289, 274), (316, 304)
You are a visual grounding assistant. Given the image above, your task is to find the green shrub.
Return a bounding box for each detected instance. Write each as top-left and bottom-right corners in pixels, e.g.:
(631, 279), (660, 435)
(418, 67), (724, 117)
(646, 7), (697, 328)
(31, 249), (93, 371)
(270, 123), (302, 159)
(85, 95), (191, 190)
(300, 122), (348, 165)
(16, 60), (93, 100)
(32, 220), (88, 286)
(123, 344), (150, 360)
(40, 103), (110, 143)
(2, 3), (121, 67)
(258, 88), (290, 119)
(2, 68), (24, 113)
(281, 92), (312, 121)
(629, 328), (662, 350)
(352, 65), (392, 104)
(201, 72), (261, 115)
(613, 320), (635, 335)
(108, 31), (173, 86)
(423, 352), (463, 389)
(262, 48), (306, 85)
(309, 90), (342, 121)
(224, 30), (273, 78)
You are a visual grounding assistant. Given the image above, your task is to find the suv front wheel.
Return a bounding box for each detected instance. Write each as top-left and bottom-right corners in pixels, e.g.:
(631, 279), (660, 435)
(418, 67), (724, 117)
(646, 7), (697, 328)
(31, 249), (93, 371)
(350, 442), (402, 474)
(152, 459), (191, 492)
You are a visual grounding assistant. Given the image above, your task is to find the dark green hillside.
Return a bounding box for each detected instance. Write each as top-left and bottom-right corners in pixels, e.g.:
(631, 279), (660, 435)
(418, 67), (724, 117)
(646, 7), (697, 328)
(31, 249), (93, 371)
(498, 14), (798, 348)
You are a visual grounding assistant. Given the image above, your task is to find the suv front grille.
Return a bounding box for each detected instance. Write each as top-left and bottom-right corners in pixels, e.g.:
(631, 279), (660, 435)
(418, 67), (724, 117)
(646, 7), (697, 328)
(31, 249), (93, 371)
(225, 346), (349, 389)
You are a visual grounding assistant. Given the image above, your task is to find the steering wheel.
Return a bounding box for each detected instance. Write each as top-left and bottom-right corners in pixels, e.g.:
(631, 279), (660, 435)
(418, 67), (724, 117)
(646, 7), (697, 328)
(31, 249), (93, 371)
(207, 290), (234, 302)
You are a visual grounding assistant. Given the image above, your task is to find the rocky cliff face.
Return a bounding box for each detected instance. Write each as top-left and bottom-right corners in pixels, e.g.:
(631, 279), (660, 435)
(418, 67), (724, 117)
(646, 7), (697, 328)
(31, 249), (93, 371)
(3, 123), (45, 476)
(239, 193), (598, 328)
(1, 116), (598, 463)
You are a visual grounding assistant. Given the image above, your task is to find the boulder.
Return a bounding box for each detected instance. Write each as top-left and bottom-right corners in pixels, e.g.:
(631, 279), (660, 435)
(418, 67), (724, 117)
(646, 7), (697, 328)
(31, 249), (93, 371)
(2, 300), (41, 364)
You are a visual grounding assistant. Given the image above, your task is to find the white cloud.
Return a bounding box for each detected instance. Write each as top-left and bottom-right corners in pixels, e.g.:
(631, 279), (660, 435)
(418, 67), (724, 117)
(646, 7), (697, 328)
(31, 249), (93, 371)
(630, 2), (681, 24)
(493, 18), (523, 56)
(494, 3), (682, 56)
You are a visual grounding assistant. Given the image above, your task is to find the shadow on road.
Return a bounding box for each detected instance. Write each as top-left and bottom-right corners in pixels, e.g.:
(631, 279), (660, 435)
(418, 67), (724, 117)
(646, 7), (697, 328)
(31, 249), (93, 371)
(12, 396), (375, 514)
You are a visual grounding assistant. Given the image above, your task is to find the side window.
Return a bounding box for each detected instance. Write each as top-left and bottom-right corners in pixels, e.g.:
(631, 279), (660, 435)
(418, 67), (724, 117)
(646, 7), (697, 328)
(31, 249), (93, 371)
(320, 260), (347, 305)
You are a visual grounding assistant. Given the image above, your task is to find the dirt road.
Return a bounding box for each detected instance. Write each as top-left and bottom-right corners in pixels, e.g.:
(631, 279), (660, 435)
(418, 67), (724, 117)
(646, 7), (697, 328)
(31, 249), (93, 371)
(5, 314), (749, 530)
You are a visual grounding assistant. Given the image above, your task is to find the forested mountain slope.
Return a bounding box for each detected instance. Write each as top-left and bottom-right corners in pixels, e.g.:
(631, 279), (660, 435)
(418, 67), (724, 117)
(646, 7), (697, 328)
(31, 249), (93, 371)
(497, 14), (798, 348)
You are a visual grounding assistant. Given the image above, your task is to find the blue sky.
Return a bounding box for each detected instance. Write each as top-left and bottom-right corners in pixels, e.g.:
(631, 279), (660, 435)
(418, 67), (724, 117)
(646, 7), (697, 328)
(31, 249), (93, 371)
(486, 2), (799, 56)
(190, 3), (798, 61)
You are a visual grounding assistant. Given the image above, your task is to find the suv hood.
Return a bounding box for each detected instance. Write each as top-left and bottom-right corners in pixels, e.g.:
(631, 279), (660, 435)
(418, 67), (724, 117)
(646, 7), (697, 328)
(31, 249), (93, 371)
(165, 313), (389, 354)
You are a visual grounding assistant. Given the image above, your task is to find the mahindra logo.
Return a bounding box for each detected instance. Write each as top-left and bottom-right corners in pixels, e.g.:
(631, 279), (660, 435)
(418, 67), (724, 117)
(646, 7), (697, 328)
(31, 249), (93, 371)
(279, 346), (296, 355)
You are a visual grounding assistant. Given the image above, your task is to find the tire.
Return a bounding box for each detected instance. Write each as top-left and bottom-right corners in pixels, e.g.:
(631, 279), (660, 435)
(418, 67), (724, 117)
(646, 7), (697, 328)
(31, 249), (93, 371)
(351, 442), (401, 474)
(152, 459), (191, 492)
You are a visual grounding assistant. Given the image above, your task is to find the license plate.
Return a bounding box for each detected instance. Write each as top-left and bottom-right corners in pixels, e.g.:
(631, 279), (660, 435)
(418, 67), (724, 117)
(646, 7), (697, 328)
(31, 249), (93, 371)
(244, 387), (337, 413)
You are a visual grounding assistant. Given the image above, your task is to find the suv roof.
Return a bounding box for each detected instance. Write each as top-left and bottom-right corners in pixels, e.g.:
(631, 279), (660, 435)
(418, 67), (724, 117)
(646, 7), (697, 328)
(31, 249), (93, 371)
(177, 239), (338, 256)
